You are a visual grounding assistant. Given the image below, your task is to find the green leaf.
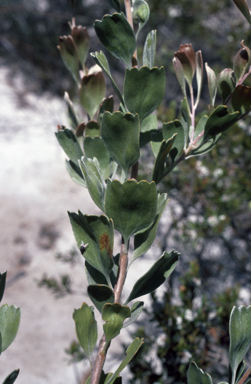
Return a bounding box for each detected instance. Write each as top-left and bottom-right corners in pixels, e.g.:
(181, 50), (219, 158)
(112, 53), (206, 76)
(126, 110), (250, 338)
(150, 130), (163, 157)
(195, 51), (203, 107)
(107, 0), (121, 12)
(2, 369), (20, 384)
(140, 114), (158, 147)
(102, 303), (131, 345)
(55, 128), (83, 166)
(94, 13), (136, 68)
(79, 72), (106, 120)
(229, 306), (251, 384)
(173, 57), (187, 98)
(68, 212), (114, 282)
(85, 121), (101, 137)
(143, 30), (157, 68)
(88, 285), (114, 313)
(85, 261), (108, 286)
(91, 51), (124, 106)
(64, 92), (79, 129)
(84, 136), (110, 176)
(187, 361), (213, 384)
(124, 66), (166, 121)
(105, 179), (158, 244)
(71, 25), (90, 68)
(233, 0), (251, 24)
(125, 250), (179, 304)
(231, 85), (251, 115)
(105, 338), (144, 384)
(204, 105), (239, 139)
(98, 96), (114, 125)
(132, 193), (168, 262)
(132, 0), (150, 38)
(152, 136), (176, 184)
(79, 157), (106, 211)
(65, 160), (86, 187)
(58, 35), (80, 84)
(163, 120), (185, 162)
(0, 272), (7, 303)
(73, 303), (97, 360)
(217, 69), (236, 104)
(0, 305), (21, 353)
(180, 97), (191, 146)
(190, 135), (221, 157)
(205, 63), (217, 107)
(101, 112), (140, 174)
(123, 302), (144, 328)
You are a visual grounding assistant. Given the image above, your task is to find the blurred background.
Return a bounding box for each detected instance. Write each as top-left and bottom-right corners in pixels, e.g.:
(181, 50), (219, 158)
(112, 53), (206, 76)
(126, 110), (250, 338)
(0, 0), (251, 383)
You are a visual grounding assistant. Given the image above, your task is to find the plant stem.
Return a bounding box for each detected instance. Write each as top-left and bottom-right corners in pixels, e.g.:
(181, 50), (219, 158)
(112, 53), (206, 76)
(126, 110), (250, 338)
(90, 334), (108, 384)
(131, 160), (139, 180)
(237, 366), (251, 384)
(114, 242), (128, 302)
(125, 0), (137, 64)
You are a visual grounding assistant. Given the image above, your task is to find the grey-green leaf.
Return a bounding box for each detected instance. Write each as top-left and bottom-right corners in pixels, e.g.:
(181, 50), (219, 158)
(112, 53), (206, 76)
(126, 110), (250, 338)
(65, 160), (86, 187)
(187, 361), (213, 384)
(0, 305), (21, 353)
(2, 369), (20, 384)
(143, 30), (157, 68)
(55, 128), (83, 166)
(73, 303), (97, 360)
(125, 251), (179, 304)
(88, 284), (114, 313)
(123, 302), (144, 328)
(229, 306), (251, 384)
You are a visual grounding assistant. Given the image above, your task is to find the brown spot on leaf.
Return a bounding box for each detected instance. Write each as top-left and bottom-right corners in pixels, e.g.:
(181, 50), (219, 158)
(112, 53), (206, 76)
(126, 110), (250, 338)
(99, 233), (112, 258)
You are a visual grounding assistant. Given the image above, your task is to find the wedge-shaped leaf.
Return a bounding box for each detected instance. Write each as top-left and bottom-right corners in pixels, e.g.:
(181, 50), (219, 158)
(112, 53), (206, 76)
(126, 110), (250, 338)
(79, 72), (106, 120)
(143, 30), (157, 68)
(204, 106), (239, 140)
(91, 51), (124, 106)
(65, 160), (86, 187)
(132, 193), (168, 262)
(64, 92), (79, 129)
(68, 212), (114, 282)
(124, 67), (166, 121)
(2, 369), (20, 384)
(132, 0), (150, 38)
(85, 121), (101, 137)
(73, 303), (97, 360)
(105, 179), (158, 244)
(229, 306), (251, 384)
(105, 338), (144, 384)
(152, 136), (176, 185)
(94, 13), (136, 68)
(102, 112), (140, 174)
(231, 85), (251, 115)
(55, 128), (83, 166)
(187, 361), (213, 384)
(163, 120), (184, 162)
(140, 114), (158, 147)
(84, 136), (110, 176)
(98, 96), (114, 125)
(88, 285), (114, 313)
(125, 251), (179, 304)
(0, 272), (6, 303)
(107, 0), (121, 12)
(71, 25), (90, 68)
(102, 303), (131, 345)
(217, 69), (236, 104)
(79, 157), (105, 211)
(233, 0), (251, 23)
(123, 302), (144, 328)
(58, 35), (79, 84)
(205, 63), (217, 107)
(103, 161), (118, 182)
(0, 305), (21, 353)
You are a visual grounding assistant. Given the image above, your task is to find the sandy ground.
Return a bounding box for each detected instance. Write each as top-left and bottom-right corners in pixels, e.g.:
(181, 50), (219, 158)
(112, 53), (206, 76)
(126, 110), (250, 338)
(0, 66), (158, 384)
